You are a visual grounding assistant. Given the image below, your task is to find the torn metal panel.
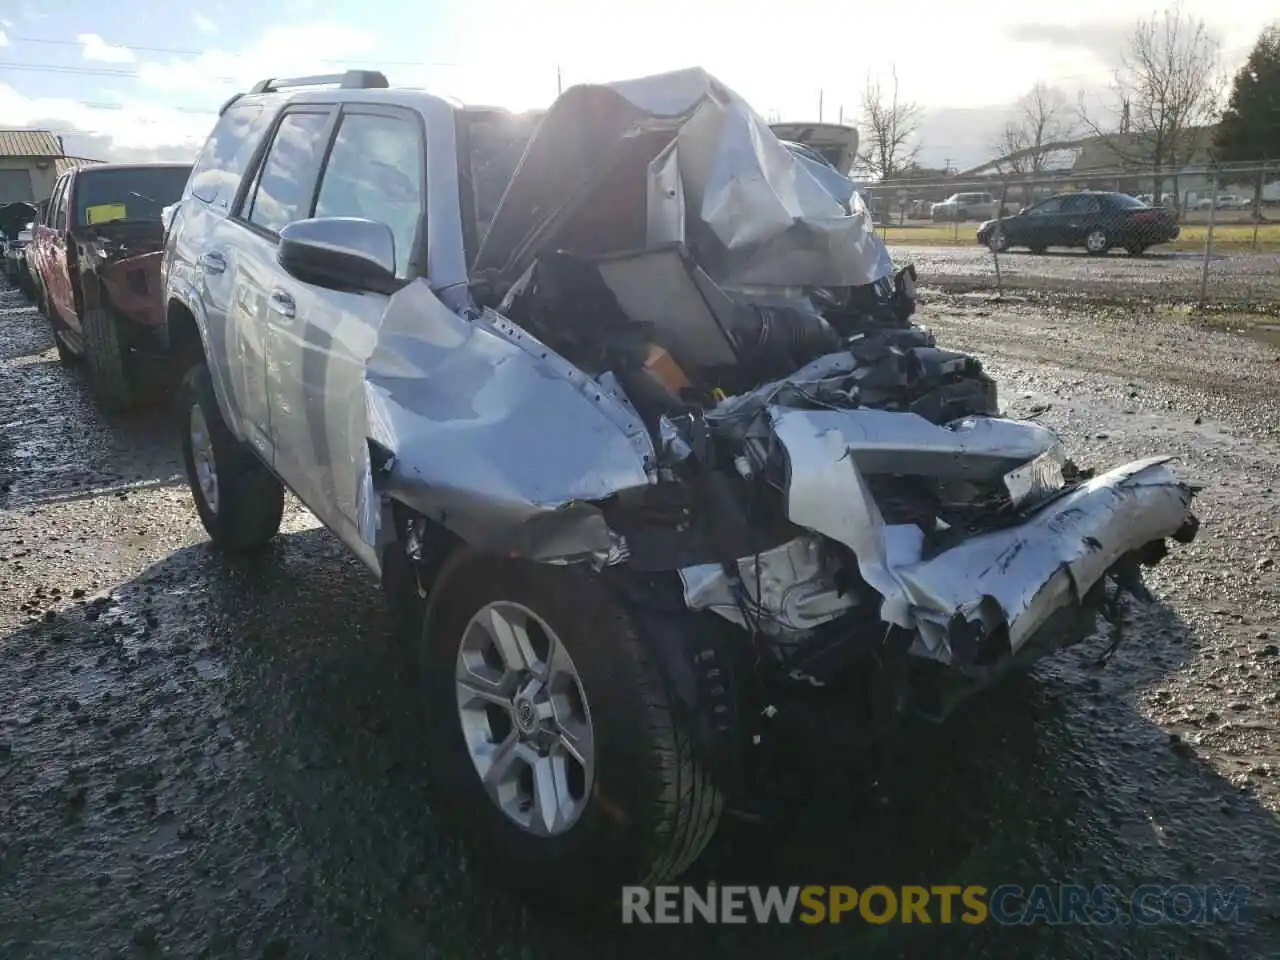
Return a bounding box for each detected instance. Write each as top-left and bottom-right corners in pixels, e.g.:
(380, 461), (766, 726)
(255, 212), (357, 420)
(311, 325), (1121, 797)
(896, 458), (1194, 658)
(679, 535), (858, 635)
(361, 280), (655, 561)
(770, 407), (1061, 481)
(81, 224), (168, 327)
(97, 251), (164, 328)
(770, 399), (1196, 663)
(471, 67), (893, 295)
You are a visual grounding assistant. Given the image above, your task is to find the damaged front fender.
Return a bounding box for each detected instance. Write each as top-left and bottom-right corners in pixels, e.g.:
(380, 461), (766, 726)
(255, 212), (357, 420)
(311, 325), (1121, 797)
(361, 281), (656, 562)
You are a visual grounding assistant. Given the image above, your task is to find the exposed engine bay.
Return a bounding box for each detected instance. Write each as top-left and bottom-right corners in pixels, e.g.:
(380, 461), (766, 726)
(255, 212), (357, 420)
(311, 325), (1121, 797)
(361, 68), (1199, 785)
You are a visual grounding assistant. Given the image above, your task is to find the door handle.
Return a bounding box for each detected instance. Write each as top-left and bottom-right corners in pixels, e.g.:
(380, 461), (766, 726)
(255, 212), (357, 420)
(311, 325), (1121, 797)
(199, 250), (227, 274)
(268, 289), (296, 319)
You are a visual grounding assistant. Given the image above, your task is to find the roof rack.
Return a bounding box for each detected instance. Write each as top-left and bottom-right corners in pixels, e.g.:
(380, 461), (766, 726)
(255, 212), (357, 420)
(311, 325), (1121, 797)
(248, 70), (389, 95)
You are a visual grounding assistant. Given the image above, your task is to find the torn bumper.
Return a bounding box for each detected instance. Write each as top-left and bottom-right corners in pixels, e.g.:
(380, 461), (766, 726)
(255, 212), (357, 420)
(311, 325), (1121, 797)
(888, 457), (1197, 662)
(770, 401), (1198, 665)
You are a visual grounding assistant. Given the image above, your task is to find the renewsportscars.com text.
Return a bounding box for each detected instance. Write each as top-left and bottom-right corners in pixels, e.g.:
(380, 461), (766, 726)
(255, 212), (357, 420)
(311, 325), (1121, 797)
(621, 884), (1250, 925)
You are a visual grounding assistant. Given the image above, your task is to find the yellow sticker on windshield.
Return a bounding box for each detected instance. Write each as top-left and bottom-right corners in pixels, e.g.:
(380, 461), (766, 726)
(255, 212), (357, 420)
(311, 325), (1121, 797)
(85, 203), (128, 225)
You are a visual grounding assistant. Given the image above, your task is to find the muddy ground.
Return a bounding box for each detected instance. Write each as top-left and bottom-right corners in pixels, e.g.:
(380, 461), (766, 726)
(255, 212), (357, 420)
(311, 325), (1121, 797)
(1, 277), (1278, 959)
(892, 243), (1280, 311)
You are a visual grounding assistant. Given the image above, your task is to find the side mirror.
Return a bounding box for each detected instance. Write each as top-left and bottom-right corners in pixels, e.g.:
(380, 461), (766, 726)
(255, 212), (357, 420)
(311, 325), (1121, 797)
(278, 217), (399, 295)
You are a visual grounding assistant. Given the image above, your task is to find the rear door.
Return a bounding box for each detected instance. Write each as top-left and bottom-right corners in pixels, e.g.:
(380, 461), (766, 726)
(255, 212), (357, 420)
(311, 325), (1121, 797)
(220, 106), (336, 467)
(266, 104), (427, 556)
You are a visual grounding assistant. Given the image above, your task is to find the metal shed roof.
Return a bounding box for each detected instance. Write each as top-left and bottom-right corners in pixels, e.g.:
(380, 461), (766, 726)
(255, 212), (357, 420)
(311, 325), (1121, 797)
(0, 129), (64, 158)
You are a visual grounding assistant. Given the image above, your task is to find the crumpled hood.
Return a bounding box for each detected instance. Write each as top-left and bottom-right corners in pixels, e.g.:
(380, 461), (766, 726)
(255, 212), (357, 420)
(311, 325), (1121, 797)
(471, 67), (893, 295)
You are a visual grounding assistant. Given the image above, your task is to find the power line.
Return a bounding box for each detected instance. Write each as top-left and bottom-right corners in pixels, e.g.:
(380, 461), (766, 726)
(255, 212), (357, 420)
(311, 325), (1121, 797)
(0, 33), (468, 67)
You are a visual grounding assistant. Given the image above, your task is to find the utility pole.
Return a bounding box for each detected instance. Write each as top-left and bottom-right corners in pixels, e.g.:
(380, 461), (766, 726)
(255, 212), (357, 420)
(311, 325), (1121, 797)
(818, 89), (824, 122)
(556, 64), (563, 96)
(944, 157), (953, 175)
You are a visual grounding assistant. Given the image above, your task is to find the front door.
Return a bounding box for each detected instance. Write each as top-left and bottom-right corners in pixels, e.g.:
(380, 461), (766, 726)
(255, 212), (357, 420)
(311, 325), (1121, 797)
(40, 175), (76, 326)
(264, 105), (427, 558)
(1021, 196), (1066, 250)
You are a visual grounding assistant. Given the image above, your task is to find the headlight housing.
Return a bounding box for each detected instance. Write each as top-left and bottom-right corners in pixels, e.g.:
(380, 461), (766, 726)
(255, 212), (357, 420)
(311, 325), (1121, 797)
(1003, 443), (1067, 511)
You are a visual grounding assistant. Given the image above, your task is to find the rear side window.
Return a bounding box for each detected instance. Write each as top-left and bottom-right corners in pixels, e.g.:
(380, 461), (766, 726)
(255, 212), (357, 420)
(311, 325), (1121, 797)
(52, 178), (70, 230)
(1110, 194), (1147, 210)
(244, 111), (331, 235)
(187, 102), (275, 209)
(42, 179), (62, 225)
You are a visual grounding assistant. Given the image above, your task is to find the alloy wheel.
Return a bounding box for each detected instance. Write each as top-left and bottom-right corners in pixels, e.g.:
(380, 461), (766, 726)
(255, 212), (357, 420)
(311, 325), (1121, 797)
(189, 403), (219, 514)
(455, 601), (595, 837)
(1086, 229), (1108, 253)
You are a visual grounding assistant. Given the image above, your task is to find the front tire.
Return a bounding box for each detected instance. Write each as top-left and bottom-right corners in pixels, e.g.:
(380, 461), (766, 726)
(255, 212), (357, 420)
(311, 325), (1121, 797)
(82, 306), (134, 411)
(421, 555), (723, 912)
(178, 363), (284, 552)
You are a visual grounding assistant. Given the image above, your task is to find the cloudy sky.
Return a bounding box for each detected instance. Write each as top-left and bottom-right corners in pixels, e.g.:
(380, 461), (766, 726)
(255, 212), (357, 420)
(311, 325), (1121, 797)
(0, 0), (1274, 169)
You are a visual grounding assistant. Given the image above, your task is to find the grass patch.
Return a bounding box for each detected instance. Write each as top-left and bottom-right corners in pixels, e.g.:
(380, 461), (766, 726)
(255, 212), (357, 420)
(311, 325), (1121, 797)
(877, 222), (1280, 252)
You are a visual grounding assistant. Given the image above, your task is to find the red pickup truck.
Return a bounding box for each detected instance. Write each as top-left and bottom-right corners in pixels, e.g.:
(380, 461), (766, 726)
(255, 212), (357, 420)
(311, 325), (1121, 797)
(29, 162), (191, 410)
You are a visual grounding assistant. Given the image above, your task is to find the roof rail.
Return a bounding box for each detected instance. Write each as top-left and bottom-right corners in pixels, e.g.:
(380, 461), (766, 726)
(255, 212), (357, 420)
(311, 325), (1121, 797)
(248, 70), (389, 95)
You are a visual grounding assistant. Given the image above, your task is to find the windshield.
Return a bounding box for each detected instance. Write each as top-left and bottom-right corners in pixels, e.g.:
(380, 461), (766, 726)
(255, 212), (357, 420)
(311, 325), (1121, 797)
(73, 166), (193, 227)
(461, 110), (540, 254)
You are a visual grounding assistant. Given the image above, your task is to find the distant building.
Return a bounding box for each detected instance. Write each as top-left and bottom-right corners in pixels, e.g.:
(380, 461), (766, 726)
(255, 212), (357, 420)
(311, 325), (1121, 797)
(0, 129), (65, 204)
(958, 127), (1243, 205)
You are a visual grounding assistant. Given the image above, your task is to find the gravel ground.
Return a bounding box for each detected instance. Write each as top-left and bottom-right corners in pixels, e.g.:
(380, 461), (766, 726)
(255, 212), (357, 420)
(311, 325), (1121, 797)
(890, 244), (1280, 311)
(1, 278), (1279, 959)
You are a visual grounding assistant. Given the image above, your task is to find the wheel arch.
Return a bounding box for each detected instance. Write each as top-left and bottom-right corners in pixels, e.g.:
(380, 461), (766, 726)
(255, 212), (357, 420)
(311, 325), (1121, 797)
(166, 297), (204, 369)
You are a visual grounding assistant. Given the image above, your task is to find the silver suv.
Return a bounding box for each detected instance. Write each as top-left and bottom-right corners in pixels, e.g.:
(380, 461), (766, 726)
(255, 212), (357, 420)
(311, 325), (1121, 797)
(931, 192), (999, 222)
(162, 68), (1198, 911)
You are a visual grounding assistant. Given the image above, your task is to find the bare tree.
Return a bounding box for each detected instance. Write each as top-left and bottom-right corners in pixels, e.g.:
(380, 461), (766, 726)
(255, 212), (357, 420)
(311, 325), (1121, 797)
(1079, 1), (1222, 205)
(991, 82), (1074, 174)
(857, 67), (922, 180)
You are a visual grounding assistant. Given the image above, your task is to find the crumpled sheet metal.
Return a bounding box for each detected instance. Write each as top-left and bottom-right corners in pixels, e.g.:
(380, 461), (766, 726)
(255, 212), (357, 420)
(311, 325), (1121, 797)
(471, 66), (893, 293)
(770, 407), (1196, 662)
(770, 407), (1061, 480)
(360, 280), (655, 561)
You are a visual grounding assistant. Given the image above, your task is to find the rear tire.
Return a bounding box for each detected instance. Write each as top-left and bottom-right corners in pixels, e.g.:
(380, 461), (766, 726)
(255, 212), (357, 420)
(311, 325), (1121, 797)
(178, 363), (284, 552)
(1126, 244), (1147, 257)
(420, 555), (723, 913)
(82, 306), (134, 412)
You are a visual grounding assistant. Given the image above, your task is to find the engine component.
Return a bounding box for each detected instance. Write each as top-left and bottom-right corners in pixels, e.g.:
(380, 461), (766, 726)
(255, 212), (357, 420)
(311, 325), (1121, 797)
(678, 535), (859, 637)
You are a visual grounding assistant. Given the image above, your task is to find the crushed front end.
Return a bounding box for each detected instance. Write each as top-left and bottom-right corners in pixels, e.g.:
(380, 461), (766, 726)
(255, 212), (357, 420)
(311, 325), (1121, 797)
(372, 68), (1200, 812)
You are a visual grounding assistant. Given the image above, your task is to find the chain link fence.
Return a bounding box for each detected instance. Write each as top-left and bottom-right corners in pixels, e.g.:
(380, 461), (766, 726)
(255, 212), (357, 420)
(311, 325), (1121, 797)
(857, 162), (1280, 311)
